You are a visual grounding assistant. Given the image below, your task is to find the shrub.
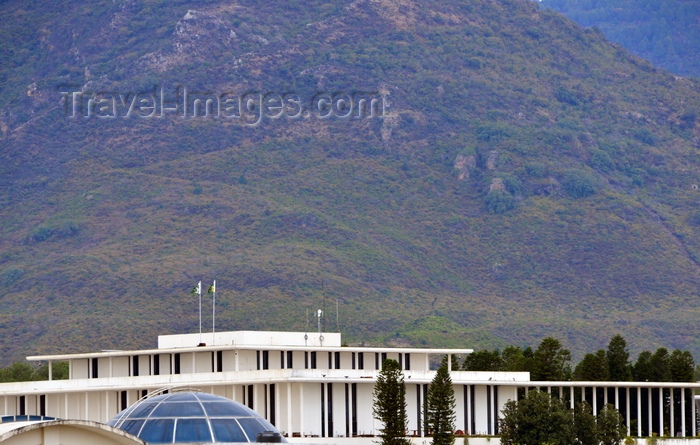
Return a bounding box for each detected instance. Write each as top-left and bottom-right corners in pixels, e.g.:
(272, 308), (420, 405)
(561, 169), (598, 198)
(485, 190), (516, 214)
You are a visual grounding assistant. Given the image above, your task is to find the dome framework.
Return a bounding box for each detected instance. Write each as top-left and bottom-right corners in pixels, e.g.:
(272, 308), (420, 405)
(109, 391), (285, 444)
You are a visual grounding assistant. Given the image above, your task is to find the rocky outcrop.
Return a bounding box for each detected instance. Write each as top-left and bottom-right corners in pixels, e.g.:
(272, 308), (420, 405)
(454, 154), (476, 180)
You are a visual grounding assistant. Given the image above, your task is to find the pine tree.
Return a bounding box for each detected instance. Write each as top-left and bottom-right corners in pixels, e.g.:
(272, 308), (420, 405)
(607, 334), (632, 381)
(373, 359), (410, 445)
(426, 364), (456, 445)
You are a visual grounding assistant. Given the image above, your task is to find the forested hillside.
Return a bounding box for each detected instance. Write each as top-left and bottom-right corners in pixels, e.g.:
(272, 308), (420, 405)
(1, 0), (700, 365)
(540, 0), (700, 77)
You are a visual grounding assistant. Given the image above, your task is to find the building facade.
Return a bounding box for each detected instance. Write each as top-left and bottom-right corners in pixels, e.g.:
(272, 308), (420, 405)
(0, 331), (695, 442)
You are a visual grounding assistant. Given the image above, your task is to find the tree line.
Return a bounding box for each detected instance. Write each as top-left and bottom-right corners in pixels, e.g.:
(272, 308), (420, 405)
(461, 334), (695, 383)
(0, 361), (68, 383)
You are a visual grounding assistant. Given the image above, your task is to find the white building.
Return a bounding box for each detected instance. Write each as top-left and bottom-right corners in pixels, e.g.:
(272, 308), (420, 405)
(0, 330), (697, 444)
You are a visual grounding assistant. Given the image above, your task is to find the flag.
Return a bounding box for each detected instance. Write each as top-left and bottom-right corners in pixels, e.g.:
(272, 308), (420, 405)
(191, 281), (201, 295)
(208, 280), (216, 294)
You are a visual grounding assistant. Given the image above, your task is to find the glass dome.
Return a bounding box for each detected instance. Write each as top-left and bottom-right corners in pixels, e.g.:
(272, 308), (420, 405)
(108, 391), (286, 444)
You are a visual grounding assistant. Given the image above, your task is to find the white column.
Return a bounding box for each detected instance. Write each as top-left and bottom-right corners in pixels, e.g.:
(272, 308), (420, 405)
(105, 391), (110, 423)
(490, 386), (496, 435)
(692, 388), (696, 436)
(648, 388), (652, 437)
(670, 388), (675, 437)
(570, 386), (574, 409)
(299, 384), (305, 438)
(447, 354), (452, 371)
(592, 387), (597, 415)
(681, 388), (686, 437)
(637, 387), (642, 437)
(615, 386), (619, 410)
(275, 384), (280, 432)
(235, 351), (239, 371)
(287, 384), (293, 438)
(48, 361), (53, 381)
(85, 392), (89, 421)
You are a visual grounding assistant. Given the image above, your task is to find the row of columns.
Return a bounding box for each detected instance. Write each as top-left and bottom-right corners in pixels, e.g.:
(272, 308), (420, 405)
(521, 386), (696, 438)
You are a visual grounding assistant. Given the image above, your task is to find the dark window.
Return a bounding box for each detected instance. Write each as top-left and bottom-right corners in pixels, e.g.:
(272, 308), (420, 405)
(120, 391), (128, 410)
(154, 354), (160, 375)
(18, 396), (25, 416)
(470, 385), (476, 434)
(217, 350), (223, 372)
(405, 353), (411, 370)
(141, 389), (148, 399)
(327, 383), (333, 437)
(328, 352), (332, 369)
(280, 351), (285, 369)
(310, 352), (317, 369)
(486, 385), (492, 435)
(375, 353), (379, 370)
(40, 395), (46, 416)
(262, 351), (269, 370)
(493, 386), (499, 435)
(352, 353), (356, 370)
(358, 352), (364, 370)
(270, 384), (276, 426)
(287, 351), (293, 369)
(174, 354), (181, 375)
(257, 351), (261, 370)
(91, 358), (98, 378)
(345, 384), (350, 437)
(398, 353), (403, 369)
(416, 384), (422, 436)
(381, 353), (387, 365)
(247, 385), (254, 410)
(132, 356), (139, 376)
(351, 383), (358, 436)
(304, 352), (309, 369)
(320, 383), (325, 437)
(334, 351), (340, 369)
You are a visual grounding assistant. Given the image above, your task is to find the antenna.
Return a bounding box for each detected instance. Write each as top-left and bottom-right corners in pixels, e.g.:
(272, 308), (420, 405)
(317, 309), (324, 344)
(304, 309), (309, 346)
(322, 280), (327, 333)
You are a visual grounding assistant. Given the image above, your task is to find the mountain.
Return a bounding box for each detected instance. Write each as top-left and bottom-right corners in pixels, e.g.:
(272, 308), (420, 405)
(1, 0), (700, 365)
(540, 0), (700, 78)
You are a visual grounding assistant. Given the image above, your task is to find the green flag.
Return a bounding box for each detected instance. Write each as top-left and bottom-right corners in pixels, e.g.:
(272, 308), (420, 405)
(207, 281), (215, 294)
(191, 281), (201, 295)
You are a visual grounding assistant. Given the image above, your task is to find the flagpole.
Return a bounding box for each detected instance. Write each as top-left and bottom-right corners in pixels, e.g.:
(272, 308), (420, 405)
(198, 280), (202, 345)
(212, 280), (216, 344)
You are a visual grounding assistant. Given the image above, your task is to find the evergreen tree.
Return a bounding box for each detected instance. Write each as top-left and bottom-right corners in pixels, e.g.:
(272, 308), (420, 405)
(607, 334), (632, 381)
(596, 404), (626, 445)
(373, 359), (410, 445)
(500, 390), (575, 445)
(426, 364), (456, 445)
(632, 351), (653, 381)
(573, 402), (598, 445)
(532, 337), (571, 381)
(462, 350), (503, 371)
(574, 350), (609, 381)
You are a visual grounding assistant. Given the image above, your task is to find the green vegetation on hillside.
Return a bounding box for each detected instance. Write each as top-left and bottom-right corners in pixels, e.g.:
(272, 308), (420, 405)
(1, 0), (700, 364)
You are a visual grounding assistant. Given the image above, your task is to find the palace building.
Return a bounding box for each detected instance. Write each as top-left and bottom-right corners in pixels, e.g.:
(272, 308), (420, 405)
(0, 330), (697, 444)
